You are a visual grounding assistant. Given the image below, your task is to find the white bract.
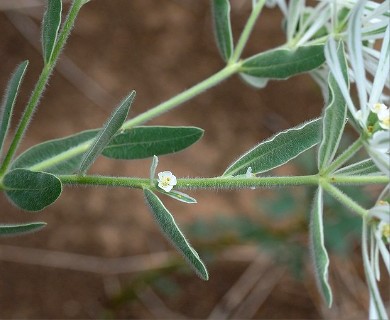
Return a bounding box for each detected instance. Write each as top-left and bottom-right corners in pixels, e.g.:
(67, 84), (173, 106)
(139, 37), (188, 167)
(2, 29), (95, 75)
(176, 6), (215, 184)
(157, 171), (177, 192)
(325, 0), (390, 174)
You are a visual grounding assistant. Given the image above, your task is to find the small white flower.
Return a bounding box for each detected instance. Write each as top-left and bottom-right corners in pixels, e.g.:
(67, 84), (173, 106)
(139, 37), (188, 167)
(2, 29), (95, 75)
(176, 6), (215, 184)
(370, 103), (388, 114)
(377, 108), (390, 130)
(366, 131), (390, 175)
(157, 171), (177, 192)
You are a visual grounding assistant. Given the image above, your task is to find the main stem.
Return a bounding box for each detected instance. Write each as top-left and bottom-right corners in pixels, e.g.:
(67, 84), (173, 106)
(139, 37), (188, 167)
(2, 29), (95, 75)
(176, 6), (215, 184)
(0, 0), (85, 176)
(58, 174), (388, 191)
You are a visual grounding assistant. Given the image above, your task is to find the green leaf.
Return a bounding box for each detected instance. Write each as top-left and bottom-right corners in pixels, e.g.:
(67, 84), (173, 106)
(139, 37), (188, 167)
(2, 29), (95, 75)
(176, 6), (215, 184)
(334, 159), (380, 176)
(143, 189), (208, 280)
(0, 222), (47, 237)
(3, 169), (62, 211)
(0, 61), (29, 156)
(158, 189), (197, 204)
(223, 118), (321, 176)
(309, 187), (332, 307)
(11, 129), (98, 174)
(362, 219), (388, 319)
(102, 126), (204, 160)
(79, 90), (136, 174)
(318, 41), (348, 171)
(240, 45), (325, 79)
(239, 73), (268, 89)
(211, 0), (234, 62)
(150, 155), (159, 183)
(41, 0), (62, 64)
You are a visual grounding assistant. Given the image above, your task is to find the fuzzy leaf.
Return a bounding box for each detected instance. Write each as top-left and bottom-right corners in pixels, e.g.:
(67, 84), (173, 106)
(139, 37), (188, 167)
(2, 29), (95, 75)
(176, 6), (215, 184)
(223, 118), (321, 176)
(4, 169), (62, 211)
(318, 41), (348, 171)
(79, 90), (136, 174)
(0, 61), (29, 156)
(41, 0), (62, 64)
(102, 126), (203, 160)
(144, 189), (208, 280)
(240, 45), (325, 79)
(158, 189), (197, 204)
(362, 219), (388, 319)
(211, 0), (234, 62)
(0, 222), (47, 237)
(335, 159), (380, 176)
(11, 129), (98, 174)
(239, 73), (269, 89)
(310, 187), (332, 307)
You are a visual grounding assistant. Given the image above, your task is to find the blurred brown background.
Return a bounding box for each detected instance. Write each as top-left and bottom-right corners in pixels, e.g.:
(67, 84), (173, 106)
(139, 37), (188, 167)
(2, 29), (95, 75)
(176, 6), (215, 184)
(0, 1), (376, 318)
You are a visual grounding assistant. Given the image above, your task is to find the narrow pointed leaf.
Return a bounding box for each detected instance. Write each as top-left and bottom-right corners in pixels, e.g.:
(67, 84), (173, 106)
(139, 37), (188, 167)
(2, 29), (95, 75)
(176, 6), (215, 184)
(102, 126), (204, 160)
(362, 219), (388, 319)
(0, 222), (47, 237)
(239, 73), (269, 89)
(144, 189), (208, 280)
(41, 0), (62, 64)
(11, 129), (98, 174)
(335, 159), (380, 176)
(4, 169), (62, 211)
(150, 155), (159, 183)
(223, 118), (321, 176)
(211, 0), (234, 62)
(158, 189), (197, 204)
(79, 90), (136, 174)
(240, 45), (325, 79)
(310, 186), (332, 307)
(318, 41), (348, 171)
(0, 61), (29, 156)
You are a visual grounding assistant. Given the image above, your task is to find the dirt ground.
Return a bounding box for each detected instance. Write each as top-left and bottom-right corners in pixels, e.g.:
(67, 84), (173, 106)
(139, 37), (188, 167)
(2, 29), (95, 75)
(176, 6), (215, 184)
(0, 1), (384, 319)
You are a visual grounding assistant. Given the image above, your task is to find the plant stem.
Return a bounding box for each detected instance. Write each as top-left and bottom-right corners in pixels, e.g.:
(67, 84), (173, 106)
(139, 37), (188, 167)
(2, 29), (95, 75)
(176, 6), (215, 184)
(57, 173), (388, 192)
(0, 0), (85, 176)
(322, 136), (364, 175)
(321, 181), (368, 217)
(330, 175), (389, 185)
(230, 0), (267, 63)
(122, 63), (241, 129)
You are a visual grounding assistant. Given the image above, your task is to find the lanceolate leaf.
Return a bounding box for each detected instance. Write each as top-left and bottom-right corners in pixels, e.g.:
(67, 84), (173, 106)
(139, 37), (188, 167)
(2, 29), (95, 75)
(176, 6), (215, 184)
(11, 129), (98, 174)
(102, 126), (204, 160)
(223, 118), (321, 176)
(79, 90), (136, 174)
(211, 0), (234, 62)
(334, 159), (380, 176)
(41, 0), (62, 64)
(362, 219), (388, 319)
(157, 189), (197, 204)
(144, 189), (208, 280)
(318, 41), (348, 171)
(4, 169), (62, 211)
(310, 187), (332, 307)
(0, 61), (29, 156)
(239, 73), (268, 89)
(0, 222), (47, 237)
(240, 45), (325, 79)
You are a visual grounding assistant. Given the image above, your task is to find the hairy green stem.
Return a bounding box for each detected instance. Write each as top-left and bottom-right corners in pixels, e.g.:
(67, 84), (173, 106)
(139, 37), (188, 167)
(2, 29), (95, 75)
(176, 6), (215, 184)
(321, 181), (368, 216)
(322, 136), (364, 175)
(0, 0), (85, 176)
(230, 0), (267, 63)
(57, 174), (388, 192)
(122, 63), (240, 129)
